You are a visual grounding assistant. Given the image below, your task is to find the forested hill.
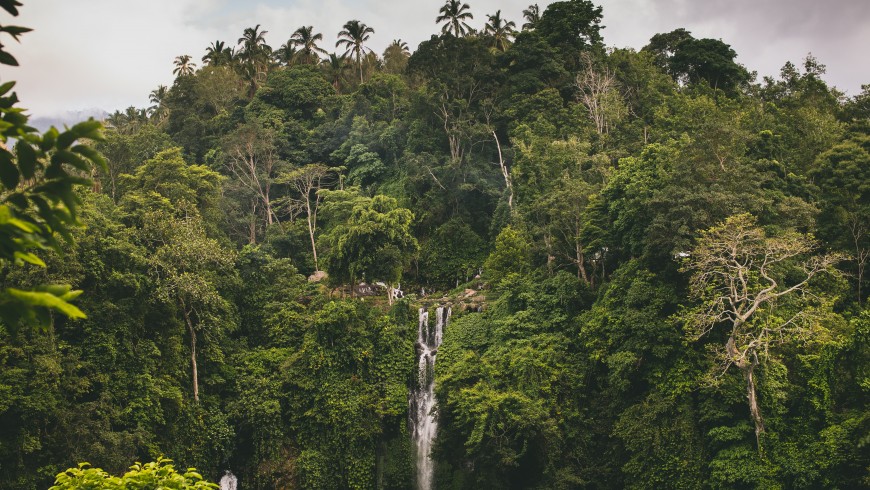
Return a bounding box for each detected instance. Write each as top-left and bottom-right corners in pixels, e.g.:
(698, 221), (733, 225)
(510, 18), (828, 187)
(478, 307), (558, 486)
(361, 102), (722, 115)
(1, 0), (868, 488)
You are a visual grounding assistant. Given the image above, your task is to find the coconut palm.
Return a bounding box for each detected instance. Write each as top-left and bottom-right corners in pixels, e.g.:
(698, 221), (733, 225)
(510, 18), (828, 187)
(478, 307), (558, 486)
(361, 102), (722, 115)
(322, 53), (350, 92)
(336, 20), (375, 83)
(436, 0), (474, 37)
(383, 39), (411, 74)
(274, 40), (297, 66)
(290, 25), (328, 64)
(148, 85), (170, 123)
(238, 24), (269, 59)
(172, 55), (196, 77)
(237, 25), (273, 96)
(202, 40), (234, 66)
(522, 4), (540, 31)
(484, 10), (516, 52)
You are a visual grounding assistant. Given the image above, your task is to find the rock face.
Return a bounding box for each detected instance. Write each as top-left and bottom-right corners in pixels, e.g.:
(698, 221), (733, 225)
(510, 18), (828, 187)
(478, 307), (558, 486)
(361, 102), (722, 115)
(308, 270), (328, 282)
(353, 282), (382, 297)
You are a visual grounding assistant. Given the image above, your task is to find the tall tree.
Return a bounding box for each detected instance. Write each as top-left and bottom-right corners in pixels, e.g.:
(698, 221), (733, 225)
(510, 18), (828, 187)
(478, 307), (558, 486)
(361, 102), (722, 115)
(382, 39), (410, 74)
(521, 4), (540, 30)
(202, 40), (233, 66)
(147, 84), (169, 123)
(436, 0), (474, 37)
(322, 53), (350, 92)
(336, 20), (375, 83)
(172, 54), (196, 77)
(278, 164), (337, 271)
(483, 10), (516, 52)
(290, 25), (327, 64)
(237, 24), (272, 96)
(682, 214), (839, 449)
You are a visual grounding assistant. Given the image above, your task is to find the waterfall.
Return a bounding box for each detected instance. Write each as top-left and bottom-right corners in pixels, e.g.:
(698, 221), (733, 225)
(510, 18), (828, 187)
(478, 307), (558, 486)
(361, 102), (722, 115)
(411, 305), (450, 490)
(219, 471), (237, 490)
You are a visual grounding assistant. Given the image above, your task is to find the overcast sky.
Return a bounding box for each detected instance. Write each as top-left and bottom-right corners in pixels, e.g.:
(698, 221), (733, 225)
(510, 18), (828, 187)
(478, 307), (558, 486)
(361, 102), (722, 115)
(1, 0), (868, 117)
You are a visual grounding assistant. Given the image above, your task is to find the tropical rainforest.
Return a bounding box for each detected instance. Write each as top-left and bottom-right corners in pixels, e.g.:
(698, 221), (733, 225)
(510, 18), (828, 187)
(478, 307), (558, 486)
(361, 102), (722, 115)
(0, 0), (867, 488)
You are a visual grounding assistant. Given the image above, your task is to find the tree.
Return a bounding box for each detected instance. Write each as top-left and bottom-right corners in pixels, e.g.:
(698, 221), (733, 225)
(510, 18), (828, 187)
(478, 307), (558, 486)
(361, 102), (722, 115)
(223, 120), (286, 239)
(202, 40), (233, 66)
(290, 25), (328, 65)
(322, 53), (350, 92)
(147, 84), (169, 124)
(336, 20), (375, 83)
(682, 214), (839, 449)
(147, 214), (235, 403)
(483, 10), (516, 52)
(669, 37), (749, 93)
(278, 163), (337, 271)
(237, 24), (272, 97)
(274, 39), (297, 66)
(436, 0), (474, 37)
(172, 54), (196, 77)
(536, 0), (603, 55)
(810, 138), (870, 304)
(521, 4), (540, 31)
(382, 39), (410, 74)
(319, 192), (418, 303)
(575, 53), (628, 137)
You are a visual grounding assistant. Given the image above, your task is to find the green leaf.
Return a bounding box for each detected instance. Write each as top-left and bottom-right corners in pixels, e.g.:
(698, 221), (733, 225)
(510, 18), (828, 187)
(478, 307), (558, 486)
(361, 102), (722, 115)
(15, 140), (36, 178)
(0, 147), (18, 188)
(0, 51), (18, 66)
(52, 149), (91, 172)
(71, 144), (107, 172)
(0, 81), (15, 96)
(0, 1), (23, 16)
(41, 126), (58, 151)
(5, 287), (87, 319)
(13, 251), (45, 267)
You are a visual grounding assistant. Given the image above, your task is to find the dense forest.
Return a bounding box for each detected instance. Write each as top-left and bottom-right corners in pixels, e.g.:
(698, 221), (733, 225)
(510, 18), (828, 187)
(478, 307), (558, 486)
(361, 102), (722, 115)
(0, 0), (868, 488)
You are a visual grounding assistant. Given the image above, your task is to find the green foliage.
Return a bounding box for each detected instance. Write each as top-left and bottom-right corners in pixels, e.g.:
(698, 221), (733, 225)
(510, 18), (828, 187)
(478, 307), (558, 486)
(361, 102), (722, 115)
(320, 191), (418, 287)
(484, 225), (531, 283)
(2, 3), (868, 489)
(50, 458), (217, 489)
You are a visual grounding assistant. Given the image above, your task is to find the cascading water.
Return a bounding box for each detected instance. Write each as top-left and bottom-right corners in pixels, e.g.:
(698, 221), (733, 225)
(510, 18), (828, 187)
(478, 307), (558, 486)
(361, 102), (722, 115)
(410, 305), (450, 490)
(219, 471), (237, 490)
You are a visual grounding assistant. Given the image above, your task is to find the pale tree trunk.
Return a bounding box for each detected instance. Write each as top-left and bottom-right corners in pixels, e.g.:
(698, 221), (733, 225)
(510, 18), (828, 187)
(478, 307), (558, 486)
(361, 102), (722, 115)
(492, 131), (513, 211)
(182, 306), (199, 403)
(575, 239), (589, 284)
(744, 357), (764, 450)
(306, 198), (318, 270)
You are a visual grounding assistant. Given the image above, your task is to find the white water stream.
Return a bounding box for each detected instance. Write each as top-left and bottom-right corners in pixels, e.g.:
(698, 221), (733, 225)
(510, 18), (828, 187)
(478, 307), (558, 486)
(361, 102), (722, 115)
(410, 306), (450, 490)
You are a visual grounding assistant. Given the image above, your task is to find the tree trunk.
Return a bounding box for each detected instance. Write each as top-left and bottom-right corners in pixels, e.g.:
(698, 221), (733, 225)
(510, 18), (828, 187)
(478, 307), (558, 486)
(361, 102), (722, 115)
(492, 131), (513, 211)
(306, 198), (319, 270)
(744, 357), (764, 450)
(183, 307), (199, 403)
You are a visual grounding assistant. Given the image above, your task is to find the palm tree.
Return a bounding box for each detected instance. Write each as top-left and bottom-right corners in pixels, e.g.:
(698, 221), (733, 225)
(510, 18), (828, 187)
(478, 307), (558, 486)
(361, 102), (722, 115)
(148, 85), (170, 123)
(484, 10), (516, 52)
(336, 20), (374, 83)
(383, 39), (410, 74)
(274, 40), (297, 66)
(322, 53), (350, 92)
(202, 40), (234, 66)
(238, 24), (269, 59)
(290, 25), (328, 64)
(522, 4), (540, 31)
(173, 55), (196, 77)
(436, 0), (474, 37)
(237, 25), (273, 97)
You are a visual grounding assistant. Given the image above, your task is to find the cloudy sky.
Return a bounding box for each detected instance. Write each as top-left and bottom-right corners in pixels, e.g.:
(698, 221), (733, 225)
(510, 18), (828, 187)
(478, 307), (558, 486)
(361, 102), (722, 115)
(1, 0), (868, 117)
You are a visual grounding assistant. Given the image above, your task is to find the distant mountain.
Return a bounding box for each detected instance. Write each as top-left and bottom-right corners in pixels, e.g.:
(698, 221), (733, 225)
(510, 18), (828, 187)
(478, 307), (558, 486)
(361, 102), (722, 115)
(30, 108), (109, 132)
